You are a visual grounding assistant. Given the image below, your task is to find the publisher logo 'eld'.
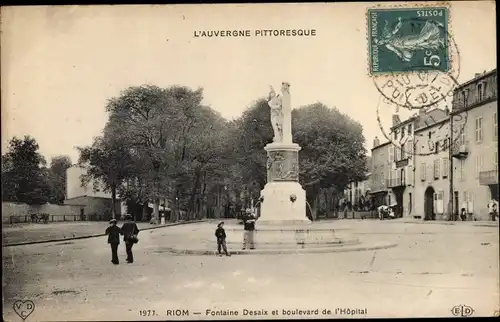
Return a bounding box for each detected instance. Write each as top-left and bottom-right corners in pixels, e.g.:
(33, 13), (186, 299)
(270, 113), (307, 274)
(451, 305), (474, 317)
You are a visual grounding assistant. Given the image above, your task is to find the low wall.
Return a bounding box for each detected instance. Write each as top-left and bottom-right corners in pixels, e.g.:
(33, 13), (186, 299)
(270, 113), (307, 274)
(338, 211), (378, 219)
(64, 196), (121, 219)
(2, 202), (84, 224)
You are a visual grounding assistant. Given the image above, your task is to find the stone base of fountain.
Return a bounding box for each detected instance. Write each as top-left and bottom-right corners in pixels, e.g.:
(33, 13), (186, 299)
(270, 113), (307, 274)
(161, 222), (398, 255)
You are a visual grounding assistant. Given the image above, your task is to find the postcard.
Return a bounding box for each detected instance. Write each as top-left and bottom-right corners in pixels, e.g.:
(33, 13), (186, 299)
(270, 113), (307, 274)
(1, 2), (498, 321)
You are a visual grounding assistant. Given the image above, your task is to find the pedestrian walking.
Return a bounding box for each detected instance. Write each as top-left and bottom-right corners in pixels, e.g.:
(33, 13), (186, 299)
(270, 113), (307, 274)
(105, 218), (122, 265)
(460, 208), (467, 221)
(242, 212), (256, 250)
(121, 214), (140, 263)
(215, 222), (231, 257)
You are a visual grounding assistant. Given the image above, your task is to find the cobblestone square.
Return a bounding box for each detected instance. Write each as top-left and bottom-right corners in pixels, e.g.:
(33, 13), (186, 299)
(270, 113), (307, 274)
(2, 220), (498, 320)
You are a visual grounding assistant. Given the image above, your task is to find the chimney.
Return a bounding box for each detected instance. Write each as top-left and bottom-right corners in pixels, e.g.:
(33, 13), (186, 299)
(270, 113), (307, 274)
(392, 114), (401, 126)
(373, 136), (380, 148)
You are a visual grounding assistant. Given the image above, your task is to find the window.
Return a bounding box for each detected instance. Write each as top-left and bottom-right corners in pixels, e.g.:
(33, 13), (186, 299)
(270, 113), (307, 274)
(408, 124), (412, 134)
(394, 130), (398, 141)
(475, 155), (483, 178)
(435, 191), (444, 214)
(494, 112), (497, 141)
(459, 130), (465, 146)
(407, 140), (413, 155)
(435, 141), (440, 154)
(388, 146), (393, 164)
(401, 143), (406, 159)
(433, 159), (440, 179)
(442, 158), (449, 178)
(395, 146), (401, 161)
(420, 162), (426, 181)
(442, 138), (448, 151)
(401, 127), (405, 138)
(475, 117), (483, 142)
(461, 91), (467, 107)
(460, 160), (466, 181)
(477, 83), (483, 101)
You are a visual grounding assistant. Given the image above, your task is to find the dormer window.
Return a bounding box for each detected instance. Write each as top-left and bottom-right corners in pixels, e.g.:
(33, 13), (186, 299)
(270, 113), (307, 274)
(478, 83), (483, 101)
(394, 130), (398, 141)
(401, 127), (405, 138)
(408, 124), (412, 134)
(428, 131), (432, 139)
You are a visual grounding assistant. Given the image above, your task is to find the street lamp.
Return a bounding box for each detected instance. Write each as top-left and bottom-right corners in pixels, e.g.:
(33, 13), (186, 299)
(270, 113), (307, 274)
(175, 196), (179, 221)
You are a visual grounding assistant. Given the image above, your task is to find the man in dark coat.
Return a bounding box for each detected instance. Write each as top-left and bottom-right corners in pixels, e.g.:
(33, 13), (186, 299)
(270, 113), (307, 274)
(105, 218), (122, 265)
(121, 214), (140, 263)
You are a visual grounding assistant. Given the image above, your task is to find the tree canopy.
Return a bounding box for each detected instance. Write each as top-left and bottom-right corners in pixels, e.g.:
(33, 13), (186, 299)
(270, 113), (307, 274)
(3, 84), (369, 222)
(1, 136), (72, 205)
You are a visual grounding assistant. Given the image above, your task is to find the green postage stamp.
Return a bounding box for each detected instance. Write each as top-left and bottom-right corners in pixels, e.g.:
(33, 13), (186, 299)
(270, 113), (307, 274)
(368, 6), (450, 74)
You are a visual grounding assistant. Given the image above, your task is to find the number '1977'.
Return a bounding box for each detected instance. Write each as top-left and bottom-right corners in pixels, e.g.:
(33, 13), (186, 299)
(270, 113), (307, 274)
(139, 310), (157, 316)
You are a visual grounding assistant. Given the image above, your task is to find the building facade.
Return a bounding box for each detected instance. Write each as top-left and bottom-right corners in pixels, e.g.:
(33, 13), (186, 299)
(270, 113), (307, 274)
(66, 166), (112, 199)
(450, 69), (498, 220)
(413, 111), (451, 220)
(369, 137), (392, 208)
(64, 165), (125, 218)
(387, 114), (418, 218)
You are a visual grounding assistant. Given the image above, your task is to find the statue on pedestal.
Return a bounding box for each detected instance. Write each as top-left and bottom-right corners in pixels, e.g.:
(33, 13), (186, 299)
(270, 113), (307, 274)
(267, 82), (292, 144)
(267, 86), (284, 143)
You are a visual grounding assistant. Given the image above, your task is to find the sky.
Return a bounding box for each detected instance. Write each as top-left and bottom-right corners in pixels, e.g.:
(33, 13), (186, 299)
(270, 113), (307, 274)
(1, 2), (496, 164)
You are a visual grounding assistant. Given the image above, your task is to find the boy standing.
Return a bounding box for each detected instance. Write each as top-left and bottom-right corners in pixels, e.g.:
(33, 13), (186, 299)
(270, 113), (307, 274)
(105, 218), (122, 265)
(215, 222), (231, 257)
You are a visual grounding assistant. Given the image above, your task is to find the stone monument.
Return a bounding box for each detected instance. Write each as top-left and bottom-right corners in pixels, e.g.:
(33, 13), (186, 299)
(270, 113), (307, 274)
(258, 82), (311, 225)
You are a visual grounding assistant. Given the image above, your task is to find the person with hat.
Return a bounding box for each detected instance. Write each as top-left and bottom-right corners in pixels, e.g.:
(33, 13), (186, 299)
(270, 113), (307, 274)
(242, 212), (256, 250)
(214, 221), (231, 257)
(120, 214), (140, 263)
(105, 218), (122, 265)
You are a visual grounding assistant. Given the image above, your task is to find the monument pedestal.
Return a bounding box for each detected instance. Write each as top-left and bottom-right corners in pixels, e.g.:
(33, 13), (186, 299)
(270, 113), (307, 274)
(259, 182), (310, 225)
(258, 142), (311, 225)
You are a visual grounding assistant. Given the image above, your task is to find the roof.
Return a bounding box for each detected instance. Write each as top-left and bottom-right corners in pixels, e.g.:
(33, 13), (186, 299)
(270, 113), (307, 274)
(371, 140), (390, 151)
(454, 68), (497, 91)
(414, 108), (449, 131)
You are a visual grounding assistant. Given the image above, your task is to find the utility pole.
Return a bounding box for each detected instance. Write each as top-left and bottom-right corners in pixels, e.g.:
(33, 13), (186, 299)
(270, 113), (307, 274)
(448, 113), (454, 221)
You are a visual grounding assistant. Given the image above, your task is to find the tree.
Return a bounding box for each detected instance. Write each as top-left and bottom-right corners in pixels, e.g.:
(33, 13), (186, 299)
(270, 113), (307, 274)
(1, 136), (51, 205)
(231, 98), (274, 199)
(46, 155), (72, 204)
(103, 85), (214, 223)
(77, 135), (134, 219)
(293, 103), (368, 219)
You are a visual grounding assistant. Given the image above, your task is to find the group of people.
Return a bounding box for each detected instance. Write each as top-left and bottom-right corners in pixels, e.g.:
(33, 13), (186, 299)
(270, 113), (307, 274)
(215, 210), (256, 256)
(377, 205), (396, 220)
(105, 214), (140, 265)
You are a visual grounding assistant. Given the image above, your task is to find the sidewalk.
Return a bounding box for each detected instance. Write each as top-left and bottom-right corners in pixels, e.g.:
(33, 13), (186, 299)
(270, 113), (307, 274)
(2, 220), (206, 247)
(389, 218), (499, 227)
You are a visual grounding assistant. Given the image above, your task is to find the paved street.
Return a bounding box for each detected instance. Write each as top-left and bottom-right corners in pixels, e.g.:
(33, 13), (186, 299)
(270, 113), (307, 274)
(2, 220), (498, 321)
(2, 221), (199, 246)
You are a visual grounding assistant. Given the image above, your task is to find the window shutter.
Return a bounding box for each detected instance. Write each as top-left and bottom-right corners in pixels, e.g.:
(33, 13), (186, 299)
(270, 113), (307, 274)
(407, 140), (413, 156)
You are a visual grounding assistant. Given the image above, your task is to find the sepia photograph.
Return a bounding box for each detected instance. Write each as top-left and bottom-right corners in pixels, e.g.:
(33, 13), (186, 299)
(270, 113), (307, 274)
(1, 1), (498, 320)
